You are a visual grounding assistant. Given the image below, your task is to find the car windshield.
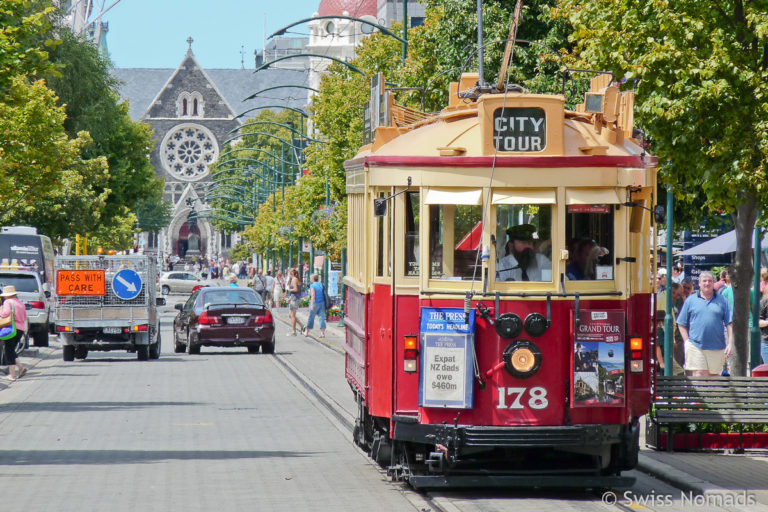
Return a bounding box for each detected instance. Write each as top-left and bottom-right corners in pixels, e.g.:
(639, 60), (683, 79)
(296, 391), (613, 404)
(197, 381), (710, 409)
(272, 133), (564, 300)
(0, 274), (39, 293)
(203, 290), (262, 306)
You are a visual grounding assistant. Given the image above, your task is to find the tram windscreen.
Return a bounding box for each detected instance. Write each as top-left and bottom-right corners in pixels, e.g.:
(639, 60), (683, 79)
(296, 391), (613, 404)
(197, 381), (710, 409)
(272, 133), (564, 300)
(565, 205), (615, 280)
(495, 205), (552, 282)
(429, 204), (482, 280)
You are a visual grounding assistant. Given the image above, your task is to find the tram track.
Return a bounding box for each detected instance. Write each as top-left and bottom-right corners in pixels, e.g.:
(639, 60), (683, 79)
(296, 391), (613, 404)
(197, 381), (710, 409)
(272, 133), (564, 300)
(269, 339), (451, 512)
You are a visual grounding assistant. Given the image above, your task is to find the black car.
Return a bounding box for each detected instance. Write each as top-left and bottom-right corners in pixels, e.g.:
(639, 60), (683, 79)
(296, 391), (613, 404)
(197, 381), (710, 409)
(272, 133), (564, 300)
(173, 287), (275, 354)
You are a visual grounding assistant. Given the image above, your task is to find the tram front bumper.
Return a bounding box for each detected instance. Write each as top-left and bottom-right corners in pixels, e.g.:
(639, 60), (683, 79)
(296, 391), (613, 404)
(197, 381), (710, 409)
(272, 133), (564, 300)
(393, 419), (624, 449)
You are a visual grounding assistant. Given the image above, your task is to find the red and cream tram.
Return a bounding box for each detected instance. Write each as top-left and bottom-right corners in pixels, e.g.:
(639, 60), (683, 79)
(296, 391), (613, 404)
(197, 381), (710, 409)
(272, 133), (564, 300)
(343, 72), (657, 488)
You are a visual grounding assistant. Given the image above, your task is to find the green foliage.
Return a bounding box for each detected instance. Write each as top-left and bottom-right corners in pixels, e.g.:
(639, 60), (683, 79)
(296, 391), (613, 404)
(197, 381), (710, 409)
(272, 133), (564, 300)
(229, 243), (251, 262)
(136, 197), (173, 233)
(0, 76), (110, 238)
(44, 30), (161, 235)
(557, 0), (768, 375)
(0, 0), (57, 91)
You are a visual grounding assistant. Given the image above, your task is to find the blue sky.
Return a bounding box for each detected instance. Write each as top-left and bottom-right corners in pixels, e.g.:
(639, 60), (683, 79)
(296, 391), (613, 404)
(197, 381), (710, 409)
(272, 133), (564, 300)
(102, 0), (322, 69)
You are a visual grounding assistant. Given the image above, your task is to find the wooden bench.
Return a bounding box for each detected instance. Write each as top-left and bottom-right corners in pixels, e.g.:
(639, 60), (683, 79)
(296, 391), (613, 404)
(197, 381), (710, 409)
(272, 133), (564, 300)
(648, 376), (768, 451)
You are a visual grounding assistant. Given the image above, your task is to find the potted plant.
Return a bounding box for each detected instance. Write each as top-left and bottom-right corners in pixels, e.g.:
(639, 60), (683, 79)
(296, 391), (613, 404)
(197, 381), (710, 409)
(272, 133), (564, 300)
(326, 304), (341, 322)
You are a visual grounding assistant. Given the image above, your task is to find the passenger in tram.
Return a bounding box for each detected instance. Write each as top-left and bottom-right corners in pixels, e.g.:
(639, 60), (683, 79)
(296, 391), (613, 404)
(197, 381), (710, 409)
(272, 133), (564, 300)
(497, 224), (551, 282)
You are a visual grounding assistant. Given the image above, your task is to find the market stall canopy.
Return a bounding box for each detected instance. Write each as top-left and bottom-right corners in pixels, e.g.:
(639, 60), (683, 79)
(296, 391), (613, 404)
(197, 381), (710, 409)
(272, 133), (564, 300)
(679, 229), (768, 255)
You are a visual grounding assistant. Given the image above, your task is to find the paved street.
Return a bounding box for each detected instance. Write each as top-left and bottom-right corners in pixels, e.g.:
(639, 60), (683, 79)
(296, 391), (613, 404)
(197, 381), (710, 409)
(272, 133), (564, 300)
(0, 299), (429, 512)
(0, 297), (765, 512)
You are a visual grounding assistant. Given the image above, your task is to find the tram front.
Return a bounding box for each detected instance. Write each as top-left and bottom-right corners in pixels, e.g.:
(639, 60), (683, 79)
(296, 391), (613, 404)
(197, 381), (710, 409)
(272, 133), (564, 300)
(344, 72), (658, 488)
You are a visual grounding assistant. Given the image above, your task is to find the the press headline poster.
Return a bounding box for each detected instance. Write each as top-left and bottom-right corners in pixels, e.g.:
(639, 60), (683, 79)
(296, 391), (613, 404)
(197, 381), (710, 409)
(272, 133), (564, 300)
(572, 310), (625, 407)
(419, 308), (475, 409)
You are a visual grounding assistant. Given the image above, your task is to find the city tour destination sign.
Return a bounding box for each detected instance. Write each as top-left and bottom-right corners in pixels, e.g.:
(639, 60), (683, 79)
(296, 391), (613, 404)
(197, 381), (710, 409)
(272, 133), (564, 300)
(419, 307), (476, 409)
(492, 107), (546, 152)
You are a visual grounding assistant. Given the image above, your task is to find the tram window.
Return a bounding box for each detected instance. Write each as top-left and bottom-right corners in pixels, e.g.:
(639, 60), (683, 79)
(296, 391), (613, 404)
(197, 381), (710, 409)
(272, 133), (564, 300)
(429, 204), (482, 280)
(495, 205), (552, 282)
(404, 192), (420, 276)
(376, 192), (385, 277)
(565, 205), (615, 280)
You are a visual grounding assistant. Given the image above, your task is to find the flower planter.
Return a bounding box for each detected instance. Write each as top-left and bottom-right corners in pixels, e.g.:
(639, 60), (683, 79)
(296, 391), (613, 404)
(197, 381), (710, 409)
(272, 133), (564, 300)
(652, 432), (768, 451)
(327, 315), (340, 322)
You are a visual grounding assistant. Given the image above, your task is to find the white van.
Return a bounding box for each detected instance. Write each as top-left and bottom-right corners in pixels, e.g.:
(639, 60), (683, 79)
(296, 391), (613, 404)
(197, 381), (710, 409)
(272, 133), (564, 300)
(0, 226), (55, 294)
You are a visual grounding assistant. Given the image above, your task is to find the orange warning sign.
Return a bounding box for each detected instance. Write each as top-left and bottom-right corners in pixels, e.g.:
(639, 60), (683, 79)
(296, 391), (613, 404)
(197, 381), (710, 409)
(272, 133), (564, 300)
(56, 270), (106, 296)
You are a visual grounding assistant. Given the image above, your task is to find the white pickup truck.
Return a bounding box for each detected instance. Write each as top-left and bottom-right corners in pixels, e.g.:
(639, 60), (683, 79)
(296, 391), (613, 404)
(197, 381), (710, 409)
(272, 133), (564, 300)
(54, 254), (165, 361)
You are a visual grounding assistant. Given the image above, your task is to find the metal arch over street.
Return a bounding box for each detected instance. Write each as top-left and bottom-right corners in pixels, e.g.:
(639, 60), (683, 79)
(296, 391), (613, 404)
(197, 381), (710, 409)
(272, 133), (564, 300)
(242, 84), (319, 102)
(234, 105), (309, 120)
(255, 54), (364, 76)
(222, 131), (310, 149)
(227, 121), (325, 144)
(268, 15), (406, 44)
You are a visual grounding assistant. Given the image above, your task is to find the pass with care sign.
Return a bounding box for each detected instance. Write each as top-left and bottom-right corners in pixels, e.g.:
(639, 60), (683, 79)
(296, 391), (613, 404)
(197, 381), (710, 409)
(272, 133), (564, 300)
(419, 307), (475, 409)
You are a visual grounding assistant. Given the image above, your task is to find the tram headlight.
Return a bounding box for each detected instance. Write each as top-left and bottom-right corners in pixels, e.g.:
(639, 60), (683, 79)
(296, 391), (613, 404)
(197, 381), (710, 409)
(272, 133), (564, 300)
(523, 313), (548, 337)
(502, 340), (542, 379)
(404, 334), (419, 373)
(495, 313), (523, 339)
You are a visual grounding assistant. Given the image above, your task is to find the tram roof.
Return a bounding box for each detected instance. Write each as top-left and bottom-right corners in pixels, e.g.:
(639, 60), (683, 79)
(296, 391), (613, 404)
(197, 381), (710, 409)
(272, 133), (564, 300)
(347, 75), (656, 171)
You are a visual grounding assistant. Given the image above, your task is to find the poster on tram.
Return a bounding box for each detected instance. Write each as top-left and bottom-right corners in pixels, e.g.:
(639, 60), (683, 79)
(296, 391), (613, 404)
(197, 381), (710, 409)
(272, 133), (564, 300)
(572, 310), (625, 407)
(419, 308), (475, 409)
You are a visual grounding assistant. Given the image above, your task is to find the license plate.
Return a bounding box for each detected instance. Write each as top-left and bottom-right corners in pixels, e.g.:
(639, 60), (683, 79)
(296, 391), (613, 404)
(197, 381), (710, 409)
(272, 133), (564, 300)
(226, 317), (246, 325)
(103, 327), (122, 334)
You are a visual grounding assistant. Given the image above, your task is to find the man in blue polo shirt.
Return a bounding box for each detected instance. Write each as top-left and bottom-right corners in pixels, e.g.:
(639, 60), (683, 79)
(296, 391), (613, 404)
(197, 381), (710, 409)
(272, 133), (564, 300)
(676, 271), (733, 376)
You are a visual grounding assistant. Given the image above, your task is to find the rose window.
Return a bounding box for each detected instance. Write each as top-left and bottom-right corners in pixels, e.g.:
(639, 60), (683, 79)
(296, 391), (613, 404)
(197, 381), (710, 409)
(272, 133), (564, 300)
(160, 123), (219, 181)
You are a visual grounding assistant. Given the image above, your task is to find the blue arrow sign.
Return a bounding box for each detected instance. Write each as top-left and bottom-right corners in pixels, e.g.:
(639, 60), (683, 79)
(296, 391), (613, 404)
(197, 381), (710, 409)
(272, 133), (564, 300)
(112, 268), (143, 300)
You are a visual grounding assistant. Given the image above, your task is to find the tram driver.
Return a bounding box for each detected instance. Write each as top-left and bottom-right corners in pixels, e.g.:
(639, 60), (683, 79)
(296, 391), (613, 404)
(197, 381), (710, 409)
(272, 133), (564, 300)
(497, 224), (552, 282)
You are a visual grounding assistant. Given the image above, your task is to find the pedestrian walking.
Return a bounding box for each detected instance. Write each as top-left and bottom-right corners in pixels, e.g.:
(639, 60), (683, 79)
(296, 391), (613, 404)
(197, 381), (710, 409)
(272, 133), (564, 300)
(303, 274), (327, 338)
(0, 286), (27, 381)
(273, 270), (284, 307)
(287, 268), (302, 336)
(264, 271), (275, 308)
(676, 271), (732, 376)
(758, 285), (768, 364)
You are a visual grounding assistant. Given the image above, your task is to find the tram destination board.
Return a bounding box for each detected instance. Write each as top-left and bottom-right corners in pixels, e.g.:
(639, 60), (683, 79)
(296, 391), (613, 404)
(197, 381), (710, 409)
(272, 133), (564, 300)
(493, 107), (546, 152)
(56, 269), (106, 296)
(419, 308), (475, 409)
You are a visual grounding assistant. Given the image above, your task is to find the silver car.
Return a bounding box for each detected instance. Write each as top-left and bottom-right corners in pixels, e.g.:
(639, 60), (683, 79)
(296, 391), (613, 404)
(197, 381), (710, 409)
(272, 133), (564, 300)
(0, 269), (51, 346)
(157, 271), (208, 295)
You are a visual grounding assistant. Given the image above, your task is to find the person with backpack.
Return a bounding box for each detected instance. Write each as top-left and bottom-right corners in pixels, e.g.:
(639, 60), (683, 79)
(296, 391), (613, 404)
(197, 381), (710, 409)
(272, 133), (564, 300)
(0, 286), (27, 381)
(303, 274), (327, 338)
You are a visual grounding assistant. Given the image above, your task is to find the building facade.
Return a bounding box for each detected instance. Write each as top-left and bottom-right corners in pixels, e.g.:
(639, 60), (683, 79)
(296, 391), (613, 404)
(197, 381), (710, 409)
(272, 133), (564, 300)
(113, 43), (308, 261)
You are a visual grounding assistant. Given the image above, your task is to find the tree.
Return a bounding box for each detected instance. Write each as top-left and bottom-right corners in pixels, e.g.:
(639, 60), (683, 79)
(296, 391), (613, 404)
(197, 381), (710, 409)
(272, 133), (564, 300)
(0, 76), (109, 236)
(44, 30), (163, 244)
(0, 0), (56, 92)
(558, 0), (768, 375)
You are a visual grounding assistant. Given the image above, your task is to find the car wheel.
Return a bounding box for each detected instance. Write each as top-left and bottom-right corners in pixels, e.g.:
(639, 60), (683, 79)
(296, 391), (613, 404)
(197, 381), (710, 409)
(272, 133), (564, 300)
(262, 338), (275, 354)
(247, 346), (260, 354)
(63, 345), (75, 362)
(161, 285), (171, 295)
(137, 344), (149, 361)
(33, 328), (49, 347)
(149, 331), (161, 359)
(187, 332), (200, 355)
(74, 346), (88, 360)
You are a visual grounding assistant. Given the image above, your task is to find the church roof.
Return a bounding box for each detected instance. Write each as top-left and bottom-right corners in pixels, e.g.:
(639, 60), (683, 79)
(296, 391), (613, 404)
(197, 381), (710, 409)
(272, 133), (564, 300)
(112, 66), (310, 121)
(317, 0), (376, 17)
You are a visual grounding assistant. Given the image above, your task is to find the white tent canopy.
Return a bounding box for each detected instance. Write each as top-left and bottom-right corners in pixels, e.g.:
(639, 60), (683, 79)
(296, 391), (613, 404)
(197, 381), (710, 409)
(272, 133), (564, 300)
(678, 229), (768, 256)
